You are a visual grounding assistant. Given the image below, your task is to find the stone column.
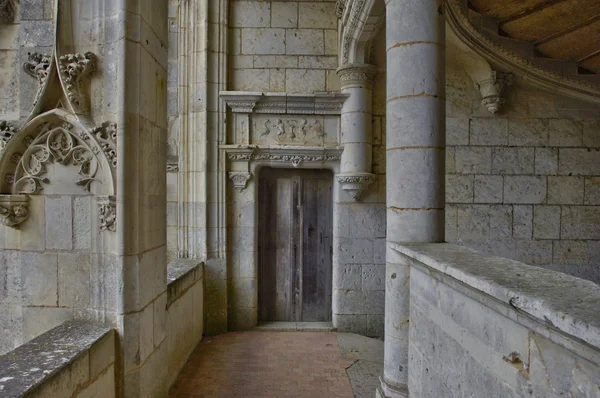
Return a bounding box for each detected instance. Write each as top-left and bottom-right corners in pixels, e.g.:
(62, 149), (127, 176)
(336, 64), (376, 201)
(378, 0), (445, 397)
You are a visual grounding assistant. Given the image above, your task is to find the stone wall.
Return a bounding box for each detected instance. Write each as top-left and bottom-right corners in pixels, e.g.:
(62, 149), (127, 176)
(229, 0), (339, 93)
(398, 243), (600, 397)
(445, 60), (600, 284)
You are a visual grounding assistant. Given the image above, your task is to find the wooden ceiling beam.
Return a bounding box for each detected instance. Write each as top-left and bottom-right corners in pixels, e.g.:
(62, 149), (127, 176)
(534, 14), (600, 45)
(498, 0), (569, 24)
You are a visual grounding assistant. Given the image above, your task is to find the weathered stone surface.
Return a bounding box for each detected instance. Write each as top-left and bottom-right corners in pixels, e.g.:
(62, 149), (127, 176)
(508, 118), (548, 146)
(561, 206), (600, 239)
(454, 147), (491, 174)
(446, 174), (473, 203)
(559, 148), (600, 175)
(548, 176), (584, 204)
(503, 176), (546, 204)
(491, 147), (533, 174)
(533, 205), (561, 239)
(534, 147), (558, 175)
(513, 205), (533, 238)
(473, 175), (502, 203)
(470, 117), (508, 146)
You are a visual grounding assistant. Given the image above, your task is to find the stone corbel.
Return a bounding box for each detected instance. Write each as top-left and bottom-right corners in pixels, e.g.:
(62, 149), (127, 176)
(474, 71), (515, 114)
(228, 172), (251, 192)
(336, 173), (376, 201)
(0, 194), (29, 229)
(98, 195), (116, 232)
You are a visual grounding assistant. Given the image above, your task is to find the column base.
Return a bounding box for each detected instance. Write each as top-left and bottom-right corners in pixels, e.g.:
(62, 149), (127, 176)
(376, 376), (409, 398)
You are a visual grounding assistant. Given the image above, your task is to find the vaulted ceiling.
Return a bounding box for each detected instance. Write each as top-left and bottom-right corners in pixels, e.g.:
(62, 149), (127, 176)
(468, 0), (600, 74)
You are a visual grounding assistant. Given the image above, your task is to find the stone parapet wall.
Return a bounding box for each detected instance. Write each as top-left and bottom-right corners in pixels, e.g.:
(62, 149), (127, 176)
(0, 320), (116, 398)
(394, 243), (600, 397)
(445, 63), (600, 284)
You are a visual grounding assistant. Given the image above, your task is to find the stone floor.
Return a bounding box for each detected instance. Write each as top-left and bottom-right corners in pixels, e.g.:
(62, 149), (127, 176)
(169, 331), (384, 397)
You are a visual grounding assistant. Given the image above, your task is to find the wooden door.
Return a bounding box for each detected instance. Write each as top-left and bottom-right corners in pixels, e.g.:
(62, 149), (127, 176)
(258, 168), (333, 322)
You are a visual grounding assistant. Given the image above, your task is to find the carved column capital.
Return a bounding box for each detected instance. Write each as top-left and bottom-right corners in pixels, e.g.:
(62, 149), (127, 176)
(336, 172), (376, 201)
(0, 194), (29, 229)
(474, 71), (515, 114)
(228, 172), (251, 192)
(337, 64), (377, 90)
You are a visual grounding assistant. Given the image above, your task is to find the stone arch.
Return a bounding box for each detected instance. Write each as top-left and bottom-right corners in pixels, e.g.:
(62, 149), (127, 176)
(338, 0), (385, 66)
(0, 109), (115, 195)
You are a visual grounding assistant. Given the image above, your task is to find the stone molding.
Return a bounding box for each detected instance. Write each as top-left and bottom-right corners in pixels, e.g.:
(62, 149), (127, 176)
(98, 195), (116, 232)
(446, 0), (600, 103)
(0, 0), (16, 23)
(337, 64), (377, 90)
(0, 121), (16, 150)
(339, 0), (385, 66)
(57, 52), (96, 114)
(221, 92), (349, 115)
(0, 194), (29, 229)
(336, 172), (376, 201)
(474, 71), (515, 114)
(228, 172), (251, 192)
(223, 145), (343, 168)
(89, 122), (117, 169)
(23, 52), (52, 107)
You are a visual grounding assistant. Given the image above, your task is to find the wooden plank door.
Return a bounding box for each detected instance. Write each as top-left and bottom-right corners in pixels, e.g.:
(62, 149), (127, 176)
(258, 168), (333, 322)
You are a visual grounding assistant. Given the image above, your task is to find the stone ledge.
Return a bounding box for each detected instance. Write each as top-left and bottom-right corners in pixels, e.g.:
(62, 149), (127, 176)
(391, 243), (600, 350)
(167, 259), (204, 308)
(0, 320), (113, 398)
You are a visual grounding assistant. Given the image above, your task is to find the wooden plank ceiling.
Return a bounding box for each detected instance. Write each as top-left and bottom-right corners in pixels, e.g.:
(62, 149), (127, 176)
(469, 0), (600, 74)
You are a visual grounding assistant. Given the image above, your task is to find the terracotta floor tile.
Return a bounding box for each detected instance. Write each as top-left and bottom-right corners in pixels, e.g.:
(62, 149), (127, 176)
(169, 332), (354, 398)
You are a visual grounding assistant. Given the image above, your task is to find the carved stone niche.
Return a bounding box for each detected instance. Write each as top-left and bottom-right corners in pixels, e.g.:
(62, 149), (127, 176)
(336, 173), (376, 201)
(0, 194), (29, 229)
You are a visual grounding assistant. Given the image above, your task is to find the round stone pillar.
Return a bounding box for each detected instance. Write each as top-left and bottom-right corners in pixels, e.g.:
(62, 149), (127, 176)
(336, 64), (377, 200)
(378, 0), (445, 397)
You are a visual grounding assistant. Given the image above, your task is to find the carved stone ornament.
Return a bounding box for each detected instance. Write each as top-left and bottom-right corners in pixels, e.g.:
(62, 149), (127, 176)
(23, 52), (52, 107)
(167, 162), (179, 172)
(0, 120), (17, 150)
(335, 0), (346, 17)
(98, 195), (116, 232)
(228, 172), (251, 192)
(13, 122), (100, 194)
(58, 52), (96, 113)
(0, 0), (17, 23)
(337, 64), (377, 89)
(336, 173), (376, 201)
(88, 122), (117, 168)
(0, 194), (29, 229)
(225, 147), (342, 167)
(259, 118), (325, 144)
(474, 71), (515, 114)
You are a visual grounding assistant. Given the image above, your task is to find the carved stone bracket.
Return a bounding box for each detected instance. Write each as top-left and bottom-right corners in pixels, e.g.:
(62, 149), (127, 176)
(23, 52), (52, 107)
(228, 172), (251, 192)
(98, 195), (116, 232)
(474, 71), (515, 114)
(58, 52), (96, 113)
(0, 121), (16, 150)
(0, 194), (29, 229)
(336, 172), (376, 201)
(0, 0), (17, 23)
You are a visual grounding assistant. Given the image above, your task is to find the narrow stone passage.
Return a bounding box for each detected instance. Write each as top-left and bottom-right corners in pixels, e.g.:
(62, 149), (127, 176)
(169, 332), (383, 397)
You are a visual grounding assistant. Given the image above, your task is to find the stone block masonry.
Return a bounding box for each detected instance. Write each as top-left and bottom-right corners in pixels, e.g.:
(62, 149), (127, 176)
(445, 64), (600, 284)
(229, 1), (339, 93)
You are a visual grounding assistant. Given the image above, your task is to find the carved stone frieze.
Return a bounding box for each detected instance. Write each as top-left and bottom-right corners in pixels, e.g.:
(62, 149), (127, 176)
(228, 172), (251, 192)
(336, 173), (376, 201)
(89, 122), (117, 168)
(23, 52), (52, 107)
(224, 146), (343, 168)
(0, 0), (17, 23)
(98, 195), (116, 232)
(13, 122), (100, 194)
(257, 118), (325, 145)
(58, 52), (96, 113)
(0, 194), (29, 229)
(0, 120), (17, 150)
(474, 71), (515, 114)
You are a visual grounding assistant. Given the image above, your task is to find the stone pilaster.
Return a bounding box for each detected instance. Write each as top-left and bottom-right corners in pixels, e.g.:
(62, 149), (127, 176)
(336, 64), (376, 201)
(379, 0), (445, 397)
